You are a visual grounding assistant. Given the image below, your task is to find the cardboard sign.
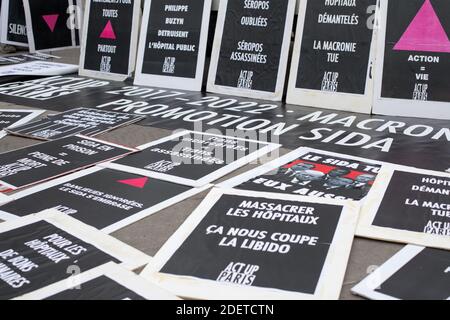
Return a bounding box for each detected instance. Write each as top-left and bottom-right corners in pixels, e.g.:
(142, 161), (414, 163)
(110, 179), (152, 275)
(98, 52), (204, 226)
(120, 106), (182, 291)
(23, 0), (82, 52)
(0, 210), (150, 300)
(287, 0), (377, 113)
(0, 135), (136, 192)
(140, 188), (359, 299)
(0, 108), (44, 130)
(8, 107), (144, 140)
(218, 147), (382, 201)
(134, 0), (212, 91)
(373, 0), (450, 120)
(207, 0), (295, 101)
(15, 262), (178, 300)
(352, 245), (450, 300)
(0, 76), (449, 174)
(0, 53), (59, 65)
(0, 61), (78, 77)
(0, 166), (210, 233)
(0, 0), (28, 46)
(357, 166), (450, 249)
(103, 130), (280, 187)
(79, 0), (141, 81)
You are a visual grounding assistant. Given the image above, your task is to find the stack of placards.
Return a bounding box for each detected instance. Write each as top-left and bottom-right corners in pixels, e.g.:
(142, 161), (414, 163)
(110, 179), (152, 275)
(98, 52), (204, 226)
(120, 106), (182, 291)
(0, 108), (44, 139)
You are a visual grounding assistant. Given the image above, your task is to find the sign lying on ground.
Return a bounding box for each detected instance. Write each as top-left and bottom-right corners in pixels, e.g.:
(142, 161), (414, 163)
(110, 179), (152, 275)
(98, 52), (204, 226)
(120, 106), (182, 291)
(0, 53), (58, 65)
(0, 76), (448, 173)
(0, 61), (78, 77)
(207, 0), (295, 100)
(0, 166), (210, 233)
(0, 135), (135, 192)
(15, 262), (178, 300)
(0, 210), (150, 300)
(0, 0), (28, 46)
(141, 188), (358, 300)
(373, 0), (450, 120)
(103, 130), (280, 187)
(80, 0), (141, 81)
(23, 0), (82, 52)
(0, 109), (44, 130)
(219, 147), (382, 201)
(8, 107), (144, 140)
(134, 0), (212, 91)
(352, 245), (450, 300)
(287, 0), (378, 113)
(357, 166), (450, 249)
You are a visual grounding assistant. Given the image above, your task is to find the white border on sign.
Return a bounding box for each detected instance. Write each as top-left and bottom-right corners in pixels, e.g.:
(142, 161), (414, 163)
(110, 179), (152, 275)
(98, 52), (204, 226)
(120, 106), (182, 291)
(140, 187), (359, 300)
(134, 0), (212, 91)
(7, 107), (144, 140)
(217, 146), (385, 198)
(15, 262), (179, 300)
(23, 0), (82, 53)
(0, 108), (45, 129)
(286, 0), (378, 113)
(351, 245), (427, 300)
(0, 165), (212, 233)
(0, 134), (137, 191)
(0, 0), (29, 47)
(101, 130), (281, 188)
(0, 130), (6, 140)
(373, 0), (450, 120)
(356, 165), (450, 249)
(79, 0), (141, 81)
(206, 0), (296, 101)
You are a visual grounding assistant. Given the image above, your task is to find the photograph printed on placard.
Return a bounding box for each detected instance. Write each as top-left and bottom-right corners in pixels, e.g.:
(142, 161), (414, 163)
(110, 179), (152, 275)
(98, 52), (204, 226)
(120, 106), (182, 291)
(103, 130), (280, 187)
(134, 0), (211, 91)
(140, 188), (359, 300)
(207, 0), (295, 100)
(79, 0), (141, 81)
(286, 0), (378, 113)
(15, 262), (178, 300)
(0, 135), (136, 192)
(373, 0), (450, 119)
(218, 147), (382, 201)
(0, 209), (150, 300)
(7, 107), (144, 140)
(0, 0), (29, 46)
(23, 0), (82, 52)
(352, 245), (450, 300)
(0, 109), (44, 130)
(357, 165), (450, 249)
(0, 166), (210, 233)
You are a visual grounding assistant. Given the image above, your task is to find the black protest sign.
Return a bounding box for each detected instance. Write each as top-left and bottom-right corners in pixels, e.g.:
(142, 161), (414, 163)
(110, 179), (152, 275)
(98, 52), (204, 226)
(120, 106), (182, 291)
(0, 135), (135, 192)
(146, 189), (357, 299)
(294, 0), (376, 94)
(352, 245), (450, 300)
(0, 0), (28, 46)
(0, 109), (43, 130)
(135, 0), (211, 90)
(0, 53), (58, 66)
(372, 171), (450, 237)
(8, 108), (144, 140)
(0, 219), (119, 300)
(23, 0), (81, 52)
(80, 0), (140, 80)
(0, 167), (196, 232)
(0, 76), (449, 173)
(207, 0), (295, 100)
(107, 131), (278, 187)
(231, 150), (381, 201)
(381, 0), (450, 102)
(374, 247), (450, 300)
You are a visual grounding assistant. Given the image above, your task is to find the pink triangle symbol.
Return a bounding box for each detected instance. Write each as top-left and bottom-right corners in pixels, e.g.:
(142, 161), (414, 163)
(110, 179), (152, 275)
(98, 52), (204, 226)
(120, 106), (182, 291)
(117, 177), (148, 188)
(100, 20), (116, 40)
(42, 14), (59, 32)
(394, 0), (450, 53)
